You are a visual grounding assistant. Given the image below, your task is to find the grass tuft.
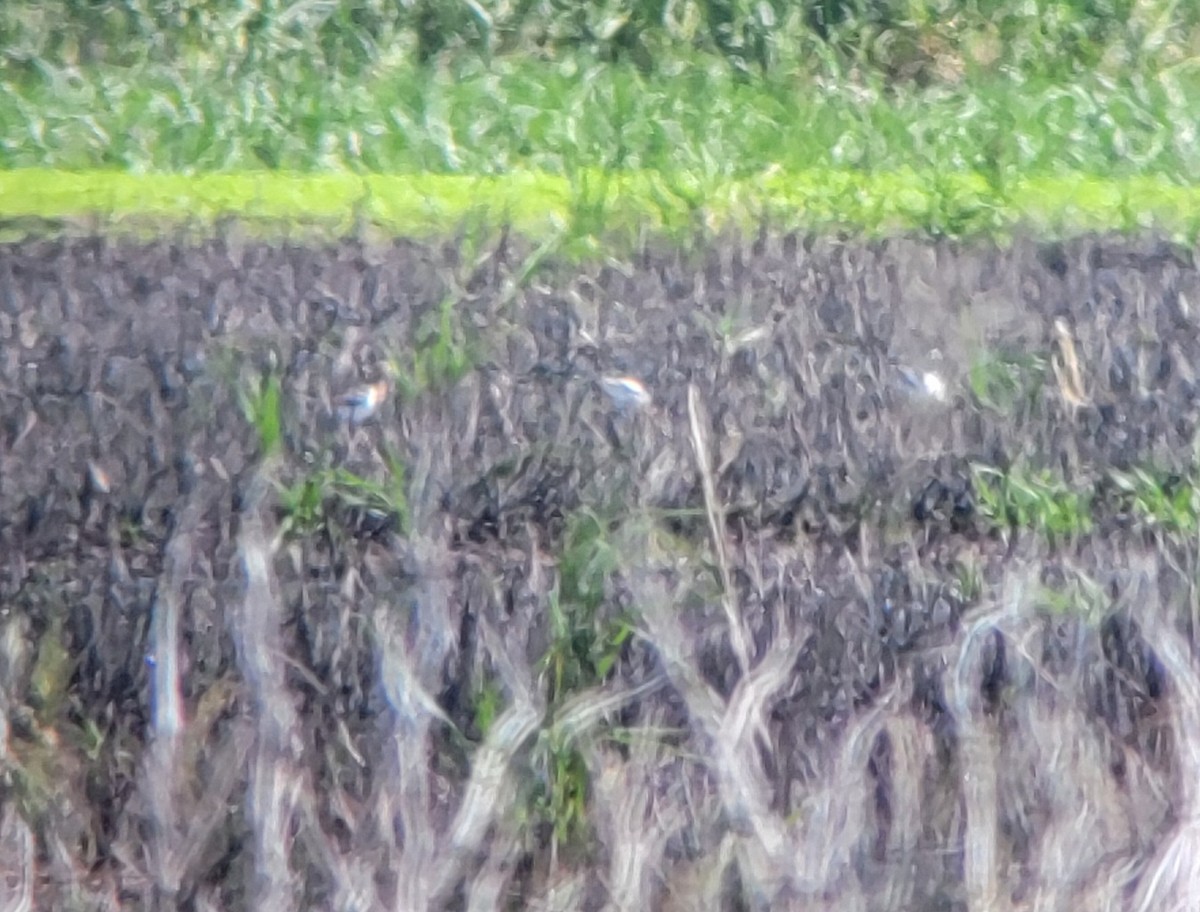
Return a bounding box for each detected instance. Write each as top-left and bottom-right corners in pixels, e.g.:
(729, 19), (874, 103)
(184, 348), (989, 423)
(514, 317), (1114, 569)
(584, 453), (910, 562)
(972, 463), (1093, 540)
(277, 461), (409, 540)
(237, 368), (283, 458)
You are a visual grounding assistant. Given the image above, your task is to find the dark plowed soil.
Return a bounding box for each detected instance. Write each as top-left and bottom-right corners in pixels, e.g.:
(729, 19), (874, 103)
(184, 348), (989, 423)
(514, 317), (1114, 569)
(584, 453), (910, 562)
(2, 229), (1199, 911)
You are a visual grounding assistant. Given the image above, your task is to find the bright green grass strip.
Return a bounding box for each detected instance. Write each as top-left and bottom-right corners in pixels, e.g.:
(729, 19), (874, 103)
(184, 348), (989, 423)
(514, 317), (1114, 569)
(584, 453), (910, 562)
(2, 170), (1199, 242)
(0, 171), (573, 238)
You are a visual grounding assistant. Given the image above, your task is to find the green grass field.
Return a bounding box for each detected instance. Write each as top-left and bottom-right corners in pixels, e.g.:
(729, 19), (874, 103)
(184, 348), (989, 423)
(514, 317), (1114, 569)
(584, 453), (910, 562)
(3, 0), (1199, 238)
(4, 54), (1198, 180)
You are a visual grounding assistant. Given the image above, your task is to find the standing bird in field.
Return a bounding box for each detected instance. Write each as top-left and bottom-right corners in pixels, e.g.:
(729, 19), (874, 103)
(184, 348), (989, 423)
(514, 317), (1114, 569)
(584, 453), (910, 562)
(337, 376), (391, 426)
(598, 375), (653, 414)
(897, 364), (948, 403)
(592, 374), (653, 452)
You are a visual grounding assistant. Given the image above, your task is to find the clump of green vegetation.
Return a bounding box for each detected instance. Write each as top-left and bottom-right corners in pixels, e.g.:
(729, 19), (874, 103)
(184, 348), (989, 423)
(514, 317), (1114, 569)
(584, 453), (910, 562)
(968, 351), (1048, 416)
(1037, 568), (1107, 623)
(557, 509), (620, 623)
(278, 458), (409, 539)
(1109, 467), (1200, 534)
(469, 678), (505, 740)
(390, 295), (475, 401)
(523, 508), (635, 854)
(6, 577), (94, 832)
(28, 609), (71, 724)
(954, 556), (984, 603)
(972, 464), (1092, 540)
(970, 461), (1200, 542)
(237, 368), (283, 458)
(529, 724), (593, 853)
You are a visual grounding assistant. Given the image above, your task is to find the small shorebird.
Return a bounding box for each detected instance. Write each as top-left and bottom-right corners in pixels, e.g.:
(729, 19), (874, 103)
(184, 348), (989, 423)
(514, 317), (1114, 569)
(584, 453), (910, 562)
(895, 348), (949, 403)
(598, 375), (652, 414)
(897, 365), (948, 403)
(337, 377), (391, 426)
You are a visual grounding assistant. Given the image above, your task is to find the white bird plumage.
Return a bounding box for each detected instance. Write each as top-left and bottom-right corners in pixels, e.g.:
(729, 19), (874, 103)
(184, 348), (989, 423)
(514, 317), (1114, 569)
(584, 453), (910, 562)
(599, 375), (652, 413)
(897, 365), (947, 403)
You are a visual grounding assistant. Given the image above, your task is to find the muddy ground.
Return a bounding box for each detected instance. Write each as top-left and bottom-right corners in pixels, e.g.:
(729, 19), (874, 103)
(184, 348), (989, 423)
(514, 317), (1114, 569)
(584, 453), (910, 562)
(1, 228), (1200, 911)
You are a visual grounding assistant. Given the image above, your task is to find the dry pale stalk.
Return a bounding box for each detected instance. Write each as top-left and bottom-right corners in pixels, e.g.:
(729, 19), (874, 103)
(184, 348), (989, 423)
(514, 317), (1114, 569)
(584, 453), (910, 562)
(687, 383), (751, 675)
(234, 472), (305, 912)
(1052, 317), (1090, 409)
